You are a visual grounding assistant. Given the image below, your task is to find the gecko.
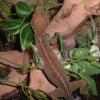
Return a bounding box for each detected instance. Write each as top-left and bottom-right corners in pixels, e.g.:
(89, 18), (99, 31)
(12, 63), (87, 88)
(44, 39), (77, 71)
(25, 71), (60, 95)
(31, 6), (73, 100)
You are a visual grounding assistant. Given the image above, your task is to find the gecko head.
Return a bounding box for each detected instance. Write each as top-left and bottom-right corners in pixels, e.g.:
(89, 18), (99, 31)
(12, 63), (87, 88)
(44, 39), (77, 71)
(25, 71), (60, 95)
(31, 6), (49, 37)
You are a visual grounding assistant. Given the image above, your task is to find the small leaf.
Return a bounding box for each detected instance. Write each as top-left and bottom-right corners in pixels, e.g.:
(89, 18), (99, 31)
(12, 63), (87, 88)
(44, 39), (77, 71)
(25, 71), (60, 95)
(68, 48), (77, 58)
(28, 3), (36, 12)
(71, 63), (80, 73)
(64, 61), (99, 95)
(15, 1), (36, 17)
(5, 27), (20, 36)
(64, 64), (80, 79)
(64, 63), (97, 95)
(3, 20), (20, 30)
(44, 2), (62, 11)
(2, 20), (21, 35)
(80, 74), (97, 95)
(64, 62), (80, 74)
(84, 61), (100, 75)
(91, 61), (100, 67)
(72, 48), (90, 59)
(20, 23), (33, 50)
(89, 16), (96, 40)
(71, 60), (100, 75)
(57, 33), (64, 56)
(76, 36), (89, 47)
(76, 60), (100, 75)
(31, 44), (44, 69)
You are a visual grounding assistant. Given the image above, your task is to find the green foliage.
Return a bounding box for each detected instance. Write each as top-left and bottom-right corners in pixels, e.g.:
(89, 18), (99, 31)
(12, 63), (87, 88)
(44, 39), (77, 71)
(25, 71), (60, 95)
(64, 33), (100, 95)
(0, 1), (62, 51)
(20, 63), (32, 74)
(89, 16), (96, 40)
(0, 0), (11, 16)
(20, 23), (33, 50)
(2, 19), (21, 35)
(15, 1), (36, 17)
(76, 36), (89, 47)
(0, 79), (50, 100)
(44, 1), (62, 11)
(64, 18), (100, 95)
(80, 74), (97, 95)
(20, 83), (50, 100)
(72, 48), (90, 59)
(0, 1), (36, 50)
(64, 60), (100, 95)
(57, 33), (65, 56)
(31, 44), (44, 69)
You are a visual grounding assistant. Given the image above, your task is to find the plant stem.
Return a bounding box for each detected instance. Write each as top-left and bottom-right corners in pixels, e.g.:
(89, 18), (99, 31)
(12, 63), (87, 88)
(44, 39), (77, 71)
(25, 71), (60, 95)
(0, 79), (33, 91)
(0, 79), (50, 99)
(79, 40), (92, 48)
(64, 56), (100, 65)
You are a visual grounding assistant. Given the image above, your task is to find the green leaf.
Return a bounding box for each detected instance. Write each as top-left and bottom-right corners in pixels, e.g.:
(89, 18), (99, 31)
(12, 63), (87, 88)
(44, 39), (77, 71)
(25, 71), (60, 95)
(69, 48), (77, 58)
(2, 20), (21, 35)
(57, 33), (64, 56)
(76, 60), (100, 75)
(91, 61), (100, 68)
(64, 62), (85, 76)
(6, 27), (20, 36)
(31, 44), (44, 69)
(15, 1), (36, 17)
(2, 20), (21, 30)
(89, 16), (96, 40)
(44, 2), (62, 12)
(20, 23), (33, 50)
(65, 63), (98, 95)
(28, 3), (36, 11)
(76, 36), (89, 47)
(64, 64), (81, 79)
(72, 48), (90, 59)
(70, 60), (100, 76)
(84, 61), (100, 75)
(64, 61), (99, 95)
(71, 63), (80, 73)
(32, 90), (50, 100)
(80, 74), (97, 95)
(90, 61), (100, 74)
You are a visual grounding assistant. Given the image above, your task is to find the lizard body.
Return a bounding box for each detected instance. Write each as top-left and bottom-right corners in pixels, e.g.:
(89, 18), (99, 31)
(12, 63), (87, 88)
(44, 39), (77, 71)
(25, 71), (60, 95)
(31, 6), (72, 100)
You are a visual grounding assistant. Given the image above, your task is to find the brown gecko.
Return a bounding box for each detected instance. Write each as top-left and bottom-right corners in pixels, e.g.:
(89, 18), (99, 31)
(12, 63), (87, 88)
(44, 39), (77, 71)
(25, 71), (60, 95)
(31, 6), (73, 100)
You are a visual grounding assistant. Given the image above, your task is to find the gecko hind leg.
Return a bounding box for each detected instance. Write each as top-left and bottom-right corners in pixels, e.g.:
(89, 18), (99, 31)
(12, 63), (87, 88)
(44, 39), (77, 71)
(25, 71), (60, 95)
(49, 87), (69, 100)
